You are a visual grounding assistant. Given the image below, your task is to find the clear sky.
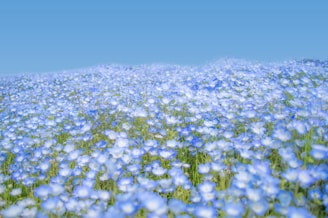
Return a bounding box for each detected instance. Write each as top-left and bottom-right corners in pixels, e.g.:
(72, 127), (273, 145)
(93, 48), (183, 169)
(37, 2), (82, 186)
(0, 0), (327, 75)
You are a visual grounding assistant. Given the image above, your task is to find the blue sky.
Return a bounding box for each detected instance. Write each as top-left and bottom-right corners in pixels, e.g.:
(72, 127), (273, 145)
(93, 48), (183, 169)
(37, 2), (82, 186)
(0, 0), (327, 75)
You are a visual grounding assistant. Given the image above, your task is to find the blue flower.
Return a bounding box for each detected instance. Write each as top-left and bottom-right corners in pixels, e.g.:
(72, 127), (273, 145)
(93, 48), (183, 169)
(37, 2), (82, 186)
(117, 177), (134, 192)
(34, 185), (52, 200)
(65, 198), (79, 212)
(73, 185), (92, 198)
(283, 168), (299, 183)
(310, 144), (328, 160)
(249, 200), (269, 216)
(139, 192), (167, 216)
(49, 183), (65, 196)
(246, 188), (263, 202)
(287, 207), (315, 218)
(278, 190), (293, 207)
(223, 202), (244, 217)
(168, 198), (186, 215)
(41, 197), (65, 215)
(115, 137), (129, 148)
(291, 120), (308, 135)
(10, 188), (22, 196)
(103, 206), (125, 218)
(274, 128), (291, 142)
(1, 204), (24, 218)
(137, 177), (158, 190)
(152, 166), (167, 177)
(308, 187), (323, 201)
(298, 170), (315, 188)
(159, 148), (176, 159)
(117, 200), (138, 216)
(198, 163), (211, 174)
(58, 167), (72, 177)
(194, 205), (217, 218)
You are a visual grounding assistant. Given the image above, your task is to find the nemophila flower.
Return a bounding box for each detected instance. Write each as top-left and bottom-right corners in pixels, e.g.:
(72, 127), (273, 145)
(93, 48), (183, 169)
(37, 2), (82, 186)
(67, 149), (81, 161)
(234, 171), (252, 184)
(239, 149), (253, 159)
(249, 200), (269, 216)
(168, 168), (189, 187)
(310, 144), (328, 160)
(251, 122), (266, 135)
(121, 153), (133, 164)
(58, 167), (72, 177)
(96, 153), (108, 165)
(83, 178), (95, 188)
(39, 160), (51, 173)
(1, 204), (24, 218)
(103, 129), (117, 140)
(262, 177), (280, 198)
(109, 147), (124, 159)
(223, 202), (244, 218)
(211, 161), (226, 172)
(144, 139), (159, 151)
(117, 177), (134, 192)
(279, 147), (296, 161)
(41, 197), (65, 215)
(289, 158), (304, 169)
(47, 183), (64, 196)
(291, 120), (309, 135)
(96, 190), (111, 201)
(152, 166), (167, 176)
(198, 181), (216, 201)
(194, 205), (217, 218)
(198, 163), (211, 174)
(298, 170), (315, 188)
(158, 178), (173, 192)
(84, 207), (103, 218)
(261, 136), (274, 147)
(308, 187), (323, 201)
(35, 185), (52, 200)
(73, 185), (92, 198)
(246, 188), (263, 202)
(21, 207), (37, 218)
(168, 198), (186, 215)
(137, 176), (158, 190)
(166, 139), (180, 148)
(274, 128), (291, 142)
(15, 198), (35, 209)
(131, 147), (145, 158)
(283, 168), (299, 182)
(274, 203), (288, 215)
(251, 160), (271, 176)
(65, 198), (79, 212)
(10, 187), (21, 196)
(94, 140), (107, 149)
(117, 200), (138, 216)
(287, 207), (315, 218)
(127, 164), (141, 176)
(115, 137), (129, 148)
(278, 190), (293, 207)
(139, 192), (167, 215)
(86, 170), (97, 179)
(104, 206), (125, 218)
(159, 148), (176, 159)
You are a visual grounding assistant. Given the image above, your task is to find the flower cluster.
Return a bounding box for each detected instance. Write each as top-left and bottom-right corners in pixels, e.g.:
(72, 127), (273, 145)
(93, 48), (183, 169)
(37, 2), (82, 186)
(0, 59), (328, 217)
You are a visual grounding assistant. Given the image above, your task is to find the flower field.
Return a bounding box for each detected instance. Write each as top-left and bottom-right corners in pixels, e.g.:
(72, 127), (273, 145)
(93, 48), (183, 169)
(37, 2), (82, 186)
(0, 59), (328, 217)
